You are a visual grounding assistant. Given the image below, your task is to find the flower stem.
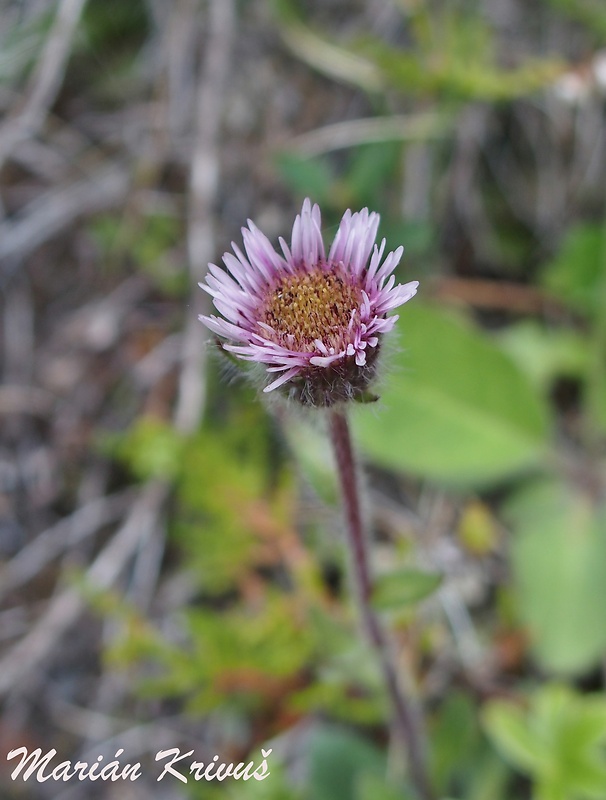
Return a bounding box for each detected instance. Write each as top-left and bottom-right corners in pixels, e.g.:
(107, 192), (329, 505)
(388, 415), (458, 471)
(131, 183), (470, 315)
(329, 409), (435, 800)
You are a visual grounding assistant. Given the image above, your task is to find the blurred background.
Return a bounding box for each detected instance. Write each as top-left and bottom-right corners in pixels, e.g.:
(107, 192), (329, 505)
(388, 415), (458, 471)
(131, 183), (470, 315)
(1, 0), (606, 798)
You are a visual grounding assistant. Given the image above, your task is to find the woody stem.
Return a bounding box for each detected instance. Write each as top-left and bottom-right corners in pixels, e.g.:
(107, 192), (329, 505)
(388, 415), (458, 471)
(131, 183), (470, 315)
(328, 409), (435, 800)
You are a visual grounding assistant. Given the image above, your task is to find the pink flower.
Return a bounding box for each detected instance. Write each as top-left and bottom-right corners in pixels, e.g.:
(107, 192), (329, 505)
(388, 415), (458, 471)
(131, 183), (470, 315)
(200, 199), (418, 405)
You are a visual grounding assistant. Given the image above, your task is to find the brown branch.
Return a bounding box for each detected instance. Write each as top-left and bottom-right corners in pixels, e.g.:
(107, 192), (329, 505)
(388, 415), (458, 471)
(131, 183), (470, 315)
(430, 276), (567, 316)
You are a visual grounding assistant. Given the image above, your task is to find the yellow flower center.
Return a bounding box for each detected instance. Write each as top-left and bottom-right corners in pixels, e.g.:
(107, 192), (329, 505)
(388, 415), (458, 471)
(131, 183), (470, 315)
(260, 268), (362, 351)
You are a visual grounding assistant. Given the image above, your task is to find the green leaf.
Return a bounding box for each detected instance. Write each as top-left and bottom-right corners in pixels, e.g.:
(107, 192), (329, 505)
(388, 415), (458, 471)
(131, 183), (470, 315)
(307, 726), (385, 800)
(546, 0), (606, 40)
(111, 416), (185, 481)
(430, 692), (479, 792)
(83, 0), (150, 53)
(483, 685), (606, 799)
(483, 701), (550, 773)
(372, 568), (442, 611)
(275, 152), (333, 203)
(565, 702), (606, 749)
(354, 304), (551, 485)
(496, 320), (590, 391)
(535, 780), (567, 800)
(380, 220), (436, 259)
(357, 30), (561, 101)
(344, 143), (401, 208)
(541, 224), (606, 318)
(505, 481), (606, 675)
(466, 751), (510, 800)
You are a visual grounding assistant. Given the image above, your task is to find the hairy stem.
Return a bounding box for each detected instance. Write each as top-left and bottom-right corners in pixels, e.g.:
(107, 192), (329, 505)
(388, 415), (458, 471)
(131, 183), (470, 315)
(329, 409), (435, 800)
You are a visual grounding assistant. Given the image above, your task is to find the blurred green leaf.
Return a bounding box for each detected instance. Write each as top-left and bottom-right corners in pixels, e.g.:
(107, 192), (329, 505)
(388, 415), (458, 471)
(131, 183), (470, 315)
(372, 568), (442, 611)
(546, 0), (606, 39)
(354, 304), (551, 485)
(290, 611), (386, 725)
(90, 212), (185, 294)
(290, 680), (383, 727)
(307, 726), (385, 800)
(83, 0), (150, 54)
(428, 692), (510, 799)
(130, 213), (179, 262)
(570, 210), (606, 429)
(354, 12), (561, 101)
(122, 592), (315, 714)
(111, 416), (184, 481)
(275, 153), (334, 204)
(344, 143), (401, 208)
(466, 751), (511, 800)
(497, 321), (590, 391)
(89, 214), (122, 252)
(541, 224), (606, 318)
(505, 481), (606, 675)
(176, 417), (285, 595)
(430, 692), (478, 792)
(483, 700), (551, 773)
(380, 219), (436, 259)
(484, 685), (606, 800)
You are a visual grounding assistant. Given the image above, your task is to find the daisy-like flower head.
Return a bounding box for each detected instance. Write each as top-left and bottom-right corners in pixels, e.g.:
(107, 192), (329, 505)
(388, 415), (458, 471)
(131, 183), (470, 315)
(200, 199), (418, 406)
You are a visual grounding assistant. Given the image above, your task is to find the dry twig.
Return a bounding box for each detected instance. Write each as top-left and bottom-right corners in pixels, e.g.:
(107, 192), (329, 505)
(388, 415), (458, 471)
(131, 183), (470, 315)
(0, 386), (54, 416)
(174, 0), (236, 434)
(289, 113), (447, 157)
(0, 490), (135, 600)
(0, 165), (131, 265)
(0, 480), (168, 697)
(0, 0), (88, 172)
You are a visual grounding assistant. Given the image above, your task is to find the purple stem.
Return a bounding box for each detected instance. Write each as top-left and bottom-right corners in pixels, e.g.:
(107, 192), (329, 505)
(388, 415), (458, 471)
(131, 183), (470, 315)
(329, 409), (435, 800)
